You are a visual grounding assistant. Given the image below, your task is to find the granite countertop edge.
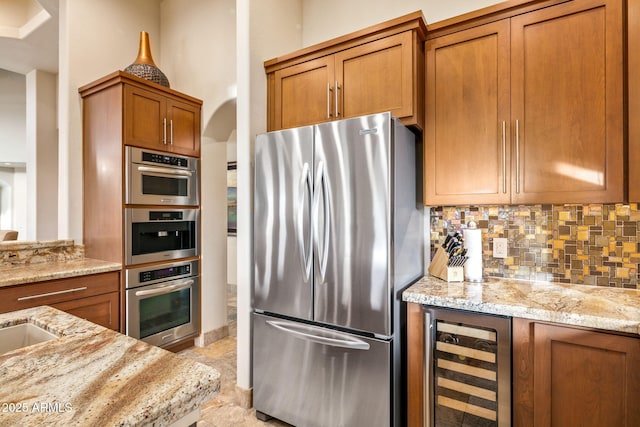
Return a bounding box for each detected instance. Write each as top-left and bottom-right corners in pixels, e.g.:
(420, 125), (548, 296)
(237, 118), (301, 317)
(0, 258), (122, 288)
(403, 275), (640, 336)
(0, 306), (220, 427)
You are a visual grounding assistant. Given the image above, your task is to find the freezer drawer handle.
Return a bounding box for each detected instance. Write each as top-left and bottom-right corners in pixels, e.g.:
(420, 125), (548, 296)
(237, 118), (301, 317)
(266, 320), (370, 350)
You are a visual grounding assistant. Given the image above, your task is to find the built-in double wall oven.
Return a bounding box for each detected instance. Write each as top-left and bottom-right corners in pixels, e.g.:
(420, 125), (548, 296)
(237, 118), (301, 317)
(124, 147), (201, 348)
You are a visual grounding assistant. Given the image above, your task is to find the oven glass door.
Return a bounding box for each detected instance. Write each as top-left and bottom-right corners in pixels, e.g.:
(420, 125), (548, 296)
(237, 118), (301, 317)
(140, 286), (191, 338)
(129, 166), (198, 205)
(142, 169), (190, 198)
(127, 277), (200, 347)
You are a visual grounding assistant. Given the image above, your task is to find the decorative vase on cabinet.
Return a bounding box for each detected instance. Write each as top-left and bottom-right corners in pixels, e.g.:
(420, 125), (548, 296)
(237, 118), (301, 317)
(124, 31), (170, 88)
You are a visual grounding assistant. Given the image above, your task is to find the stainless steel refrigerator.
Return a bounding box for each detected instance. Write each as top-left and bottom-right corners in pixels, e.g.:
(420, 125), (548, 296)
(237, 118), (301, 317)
(252, 112), (423, 426)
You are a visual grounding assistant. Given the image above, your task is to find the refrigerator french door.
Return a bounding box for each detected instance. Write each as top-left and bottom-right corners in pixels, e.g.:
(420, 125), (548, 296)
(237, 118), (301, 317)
(253, 112), (423, 427)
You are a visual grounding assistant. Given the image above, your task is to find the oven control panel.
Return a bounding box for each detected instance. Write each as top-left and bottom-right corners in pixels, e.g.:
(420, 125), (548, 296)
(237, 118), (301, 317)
(125, 259), (199, 289)
(141, 151), (189, 168)
(139, 264), (191, 283)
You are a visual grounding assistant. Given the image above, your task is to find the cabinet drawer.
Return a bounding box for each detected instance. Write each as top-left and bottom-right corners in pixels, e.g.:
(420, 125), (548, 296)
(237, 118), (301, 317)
(0, 271), (120, 314)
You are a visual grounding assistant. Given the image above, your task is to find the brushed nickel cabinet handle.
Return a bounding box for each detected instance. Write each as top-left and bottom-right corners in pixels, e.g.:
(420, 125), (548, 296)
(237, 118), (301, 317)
(163, 118), (167, 144)
(502, 121), (507, 194)
(515, 119), (520, 194)
(335, 80), (340, 117)
(327, 83), (332, 118)
(170, 119), (174, 145)
(18, 287), (88, 301)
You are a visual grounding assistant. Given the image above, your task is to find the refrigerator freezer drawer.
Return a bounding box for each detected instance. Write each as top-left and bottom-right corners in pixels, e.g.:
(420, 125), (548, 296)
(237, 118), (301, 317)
(253, 313), (392, 427)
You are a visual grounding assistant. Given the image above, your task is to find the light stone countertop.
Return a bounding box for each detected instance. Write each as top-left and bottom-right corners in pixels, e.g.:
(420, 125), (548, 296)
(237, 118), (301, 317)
(0, 258), (122, 288)
(0, 306), (220, 426)
(403, 275), (640, 336)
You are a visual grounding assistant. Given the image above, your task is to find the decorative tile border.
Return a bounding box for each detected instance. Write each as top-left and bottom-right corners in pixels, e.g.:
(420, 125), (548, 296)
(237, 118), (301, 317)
(430, 204), (639, 289)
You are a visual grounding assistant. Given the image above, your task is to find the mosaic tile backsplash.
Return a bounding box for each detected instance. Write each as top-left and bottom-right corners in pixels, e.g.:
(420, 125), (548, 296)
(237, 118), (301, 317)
(430, 204), (640, 289)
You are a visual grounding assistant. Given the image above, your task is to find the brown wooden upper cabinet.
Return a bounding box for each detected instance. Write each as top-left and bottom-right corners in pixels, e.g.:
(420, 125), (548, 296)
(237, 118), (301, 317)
(265, 11), (427, 132)
(79, 71), (201, 158)
(424, 0), (624, 205)
(124, 83), (201, 157)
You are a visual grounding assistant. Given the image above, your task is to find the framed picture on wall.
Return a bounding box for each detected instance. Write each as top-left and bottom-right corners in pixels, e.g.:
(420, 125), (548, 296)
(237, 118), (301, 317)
(227, 162), (237, 235)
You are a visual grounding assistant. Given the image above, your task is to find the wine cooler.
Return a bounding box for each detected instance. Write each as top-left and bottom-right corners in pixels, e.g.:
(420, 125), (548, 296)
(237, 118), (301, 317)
(424, 307), (511, 426)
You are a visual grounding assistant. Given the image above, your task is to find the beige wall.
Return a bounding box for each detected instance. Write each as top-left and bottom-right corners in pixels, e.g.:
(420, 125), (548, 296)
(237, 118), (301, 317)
(0, 70), (27, 236)
(301, 0), (503, 47)
(26, 70), (58, 240)
(0, 70), (26, 163)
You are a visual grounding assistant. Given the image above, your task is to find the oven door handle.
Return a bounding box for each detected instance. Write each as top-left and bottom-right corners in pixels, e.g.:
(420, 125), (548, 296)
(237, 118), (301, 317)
(137, 165), (193, 177)
(134, 279), (194, 297)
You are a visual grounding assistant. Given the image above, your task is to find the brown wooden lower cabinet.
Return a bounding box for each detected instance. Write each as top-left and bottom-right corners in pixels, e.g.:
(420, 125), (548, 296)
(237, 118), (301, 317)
(408, 304), (640, 427)
(513, 318), (640, 427)
(51, 292), (119, 331)
(0, 271), (120, 331)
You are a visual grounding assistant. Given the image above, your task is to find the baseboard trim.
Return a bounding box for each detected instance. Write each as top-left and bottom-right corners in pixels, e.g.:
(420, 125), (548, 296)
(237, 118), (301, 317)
(235, 385), (253, 409)
(195, 325), (229, 347)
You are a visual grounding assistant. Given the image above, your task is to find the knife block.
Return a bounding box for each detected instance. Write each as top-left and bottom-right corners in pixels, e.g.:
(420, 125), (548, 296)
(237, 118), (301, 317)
(429, 246), (464, 282)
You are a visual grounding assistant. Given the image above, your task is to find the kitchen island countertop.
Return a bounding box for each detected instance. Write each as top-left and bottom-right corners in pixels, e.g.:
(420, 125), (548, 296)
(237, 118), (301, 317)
(0, 306), (220, 426)
(403, 275), (640, 336)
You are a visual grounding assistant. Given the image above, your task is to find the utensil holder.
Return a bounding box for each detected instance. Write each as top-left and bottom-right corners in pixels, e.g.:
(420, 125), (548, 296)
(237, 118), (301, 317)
(429, 246), (464, 282)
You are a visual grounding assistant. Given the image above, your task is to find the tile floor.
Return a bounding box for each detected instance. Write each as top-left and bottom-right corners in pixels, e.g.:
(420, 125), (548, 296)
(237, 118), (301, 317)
(179, 336), (290, 426)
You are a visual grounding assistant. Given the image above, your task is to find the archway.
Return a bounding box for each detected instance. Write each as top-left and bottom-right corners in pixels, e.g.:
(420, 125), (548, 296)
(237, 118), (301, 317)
(199, 97), (238, 343)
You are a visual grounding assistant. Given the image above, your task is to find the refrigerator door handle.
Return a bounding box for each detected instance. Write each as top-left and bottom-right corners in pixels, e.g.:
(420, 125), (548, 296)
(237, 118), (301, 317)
(266, 320), (370, 350)
(320, 163), (331, 279)
(296, 162), (312, 281)
(313, 161), (330, 281)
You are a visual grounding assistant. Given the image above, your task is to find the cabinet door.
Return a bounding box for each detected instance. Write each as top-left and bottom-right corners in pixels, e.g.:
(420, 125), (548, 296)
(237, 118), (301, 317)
(167, 97), (201, 156)
(513, 318), (640, 427)
(52, 292), (120, 331)
(124, 85), (168, 150)
(272, 56), (334, 130)
(336, 31), (416, 123)
(424, 20), (511, 205)
(510, 0), (624, 204)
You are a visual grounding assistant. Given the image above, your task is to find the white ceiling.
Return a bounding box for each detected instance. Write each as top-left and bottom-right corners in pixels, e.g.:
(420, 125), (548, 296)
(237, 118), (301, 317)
(0, 0), (59, 75)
